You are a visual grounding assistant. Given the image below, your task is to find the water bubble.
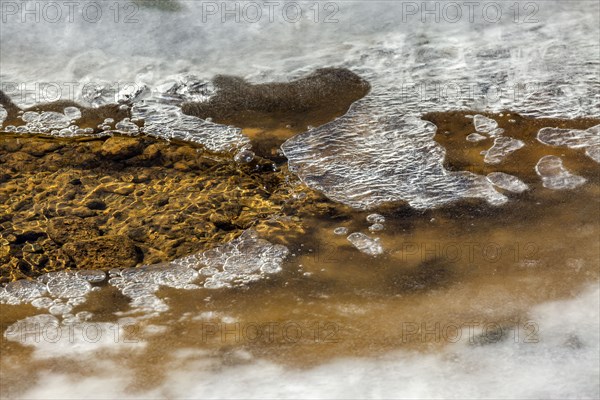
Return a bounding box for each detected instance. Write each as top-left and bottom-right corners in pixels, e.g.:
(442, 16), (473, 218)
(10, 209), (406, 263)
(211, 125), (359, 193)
(76, 270), (106, 283)
(115, 119), (140, 134)
(234, 149), (255, 164)
(333, 227), (349, 235)
(64, 106), (82, 120)
(368, 223), (384, 232)
(49, 303), (73, 315)
(46, 275), (92, 298)
(5, 280), (47, 302)
(31, 297), (54, 309)
(366, 213), (385, 223)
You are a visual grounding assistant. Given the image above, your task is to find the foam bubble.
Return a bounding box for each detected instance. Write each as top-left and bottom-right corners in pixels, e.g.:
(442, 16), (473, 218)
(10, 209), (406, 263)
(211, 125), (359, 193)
(198, 230), (288, 288)
(234, 149), (256, 164)
(535, 155), (586, 190)
(103, 230), (287, 313)
(368, 223), (384, 232)
(1, 280), (47, 304)
(21, 111), (70, 131)
(114, 118), (140, 134)
(366, 214), (385, 224)
(46, 275), (92, 298)
(63, 106), (82, 120)
(333, 227), (349, 235)
(76, 270), (107, 283)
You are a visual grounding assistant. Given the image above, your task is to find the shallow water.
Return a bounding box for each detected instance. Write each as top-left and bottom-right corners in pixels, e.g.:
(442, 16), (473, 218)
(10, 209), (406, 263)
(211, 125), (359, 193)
(1, 0), (600, 399)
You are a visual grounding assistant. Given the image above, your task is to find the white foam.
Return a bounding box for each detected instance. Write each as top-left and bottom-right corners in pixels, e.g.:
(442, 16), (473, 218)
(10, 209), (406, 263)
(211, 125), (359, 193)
(535, 155), (587, 190)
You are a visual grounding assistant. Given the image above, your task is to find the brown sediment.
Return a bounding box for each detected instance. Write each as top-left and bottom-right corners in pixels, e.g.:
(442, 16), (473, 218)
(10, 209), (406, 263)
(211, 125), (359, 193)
(425, 110), (600, 183)
(1, 103), (599, 394)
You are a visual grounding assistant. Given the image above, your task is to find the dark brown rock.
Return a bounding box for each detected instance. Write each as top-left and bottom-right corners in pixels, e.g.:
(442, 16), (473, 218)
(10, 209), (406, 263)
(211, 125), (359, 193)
(62, 235), (140, 269)
(47, 216), (101, 245)
(100, 136), (144, 160)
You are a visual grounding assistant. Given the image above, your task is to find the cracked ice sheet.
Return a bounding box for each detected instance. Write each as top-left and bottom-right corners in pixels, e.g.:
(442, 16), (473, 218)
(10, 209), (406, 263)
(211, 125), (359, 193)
(282, 112), (507, 210)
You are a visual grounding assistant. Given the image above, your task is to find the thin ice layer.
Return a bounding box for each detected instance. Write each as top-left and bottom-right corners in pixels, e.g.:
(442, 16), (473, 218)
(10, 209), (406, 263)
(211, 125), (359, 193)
(107, 230), (288, 312)
(483, 137), (525, 164)
(1, 231), (287, 317)
(537, 126), (600, 149)
(473, 115), (498, 133)
(535, 155), (586, 190)
(347, 233), (383, 256)
(132, 103), (249, 153)
(486, 172), (529, 193)
(282, 116), (507, 210)
(537, 125), (600, 164)
(0, 270), (106, 318)
(199, 230), (289, 289)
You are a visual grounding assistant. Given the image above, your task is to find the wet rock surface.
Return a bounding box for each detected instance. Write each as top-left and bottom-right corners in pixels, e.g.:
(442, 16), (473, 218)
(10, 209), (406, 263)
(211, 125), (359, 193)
(0, 133), (323, 283)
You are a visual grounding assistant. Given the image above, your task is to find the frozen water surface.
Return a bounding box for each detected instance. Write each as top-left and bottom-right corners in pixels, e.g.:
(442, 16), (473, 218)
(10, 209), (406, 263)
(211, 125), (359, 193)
(535, 155), (587, 190)
(486, 172), (529, 193)
(347, 232), (383, 256)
